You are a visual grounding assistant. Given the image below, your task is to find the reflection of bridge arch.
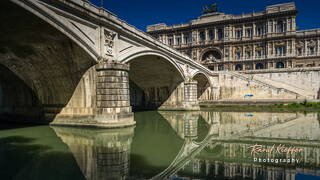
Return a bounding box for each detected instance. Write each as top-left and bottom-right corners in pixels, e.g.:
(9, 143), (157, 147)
(153, 111), (308, 179)
(152, 112), (219, 180)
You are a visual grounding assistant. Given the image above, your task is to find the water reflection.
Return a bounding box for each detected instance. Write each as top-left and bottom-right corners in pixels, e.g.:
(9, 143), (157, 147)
(167, 112), (320, 180)
(51, 126), (134, 180)
(42, 111), (320, 180)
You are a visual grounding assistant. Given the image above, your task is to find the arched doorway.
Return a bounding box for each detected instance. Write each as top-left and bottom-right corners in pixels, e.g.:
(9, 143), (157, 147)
(235, 64), (243, 71)
(255, 63), (264, 70)
(201, 49), (222, 62)
(276, 61), (285, 68)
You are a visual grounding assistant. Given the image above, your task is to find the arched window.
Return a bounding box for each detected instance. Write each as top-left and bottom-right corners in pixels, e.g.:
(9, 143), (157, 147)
(202, 49), (222, 62)
(235, 64), (243, 71)
(255, 63), (264, 70)
(276, 62), (285, 68)
(218, 64), (224, 71)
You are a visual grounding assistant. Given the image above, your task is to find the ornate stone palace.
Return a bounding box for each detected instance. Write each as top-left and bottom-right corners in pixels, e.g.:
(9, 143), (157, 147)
(147, 2), (320, 71)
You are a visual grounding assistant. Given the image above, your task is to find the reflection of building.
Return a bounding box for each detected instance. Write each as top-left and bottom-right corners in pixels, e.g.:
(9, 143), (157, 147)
(164, 111), (320, 179)
(177, 140), (320, 180)
(52, 126), (134, 180)
(147, 3), (320, 71)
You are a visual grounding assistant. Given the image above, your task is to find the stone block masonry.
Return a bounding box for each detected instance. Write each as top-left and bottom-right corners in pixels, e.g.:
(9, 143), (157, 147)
(51, 62), (135, 128)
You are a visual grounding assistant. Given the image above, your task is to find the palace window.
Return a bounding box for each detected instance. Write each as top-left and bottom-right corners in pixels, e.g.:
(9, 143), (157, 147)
(209, 30), (214, 40)
(199, 31), (206, 41)
(297, 48), (303, 56)
(245, 51), (252, 59)
(309, 46), (315, 55)
(256, 63), (264, 70)
(276, 61), (285, 68)
(236, 52), (241, 60)
(275, 46), (286, 56)
(218, 29), (224, 40)
(256, 25), (264, 36)
(256, 50), (262, 58)
(235, 64), (243, 71)
(276, 20), (286, 33)
(246, 29), (253, 37)
(168, 37), (173, 46)
(176, 36), (181, 45)
(218, 64), (224, 71)
(236, 30), (242, 38)
(184, 32), (192, 44)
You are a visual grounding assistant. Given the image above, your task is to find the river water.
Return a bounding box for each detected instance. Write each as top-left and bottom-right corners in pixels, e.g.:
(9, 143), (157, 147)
(0, 111), (319, 180)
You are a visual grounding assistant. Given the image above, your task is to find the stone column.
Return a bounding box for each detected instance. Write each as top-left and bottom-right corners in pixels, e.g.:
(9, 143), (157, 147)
(205, 29), (209, 42)
(304, 39), (308, 56)
(253, 44), (256, 59)
(253, 23), (256, 37)
(181, 33), (185, 44)
(242, 46), (245, 60)
(292, 16), (296, 31)
(242, 24), (245, 37)
(95, 62), (135, 128)
(268, 20), (272, 34)
(317, 38), (320, 55)
(183, 80), (200, 110)
(286, 18), (290, 32)
(286, 40), (289, 56)
(292, 40), (296, 56)
(214, 28), (218, 40)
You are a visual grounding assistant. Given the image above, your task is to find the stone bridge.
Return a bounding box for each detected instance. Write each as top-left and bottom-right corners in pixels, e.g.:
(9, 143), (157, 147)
(0, 0), (218, 127)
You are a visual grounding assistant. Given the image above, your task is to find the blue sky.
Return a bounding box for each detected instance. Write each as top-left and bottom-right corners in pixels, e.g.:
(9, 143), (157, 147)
(89, 0), (320, 31)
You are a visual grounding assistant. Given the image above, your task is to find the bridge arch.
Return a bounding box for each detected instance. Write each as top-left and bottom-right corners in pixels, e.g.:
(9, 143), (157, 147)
(120, 49), (187, 110)
(120, 48), (186, 80)
(0, 1), (97, 122)
(10, 0), (100, 61)
(191, 72), (211, 99)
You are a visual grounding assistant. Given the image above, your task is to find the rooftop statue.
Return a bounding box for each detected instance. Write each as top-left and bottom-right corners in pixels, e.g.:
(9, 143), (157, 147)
(202, 3), (219, 14)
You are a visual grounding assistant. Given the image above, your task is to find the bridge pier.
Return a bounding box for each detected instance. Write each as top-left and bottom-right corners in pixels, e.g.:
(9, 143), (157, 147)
(157, 80), (200, 111)
(94, 62), (135, 127)
(51, 62), (135, 128)
(182, 80), (200, 111)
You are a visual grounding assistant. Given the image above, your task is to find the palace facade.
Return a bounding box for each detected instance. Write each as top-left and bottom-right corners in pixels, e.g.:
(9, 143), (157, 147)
(147, 2), (320, 71)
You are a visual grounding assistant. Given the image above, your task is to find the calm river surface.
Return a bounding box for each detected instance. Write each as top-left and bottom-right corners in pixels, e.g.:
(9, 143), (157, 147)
(0, 111), (320, 180)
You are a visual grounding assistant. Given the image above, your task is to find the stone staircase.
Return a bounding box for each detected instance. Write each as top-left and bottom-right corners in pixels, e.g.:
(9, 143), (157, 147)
(222, 71), (315, 99)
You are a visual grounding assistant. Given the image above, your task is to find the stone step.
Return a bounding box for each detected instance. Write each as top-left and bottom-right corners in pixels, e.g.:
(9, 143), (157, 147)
(222, 71), (315, 99)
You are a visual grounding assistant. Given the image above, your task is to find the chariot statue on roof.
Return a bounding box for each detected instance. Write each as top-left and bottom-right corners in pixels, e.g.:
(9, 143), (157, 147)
(202, 3), (219, 14)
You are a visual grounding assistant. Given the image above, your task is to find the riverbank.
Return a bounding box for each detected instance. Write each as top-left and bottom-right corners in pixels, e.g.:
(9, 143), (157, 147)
(200, 101), (320, 113)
